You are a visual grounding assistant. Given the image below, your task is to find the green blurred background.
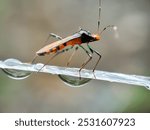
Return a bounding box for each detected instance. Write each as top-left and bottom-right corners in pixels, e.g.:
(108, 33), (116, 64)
(0, 0), (150, 112)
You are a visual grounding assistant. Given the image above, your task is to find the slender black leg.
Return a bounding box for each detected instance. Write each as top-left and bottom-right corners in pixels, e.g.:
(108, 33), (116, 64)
(38, 51), (63, 72)
(31, 55), (38, 64)
(87, 43), (102, 78)
(38, 46), (74, 72)
(30, 33), (62, 64)
(79, 45), (92, 79)
(67, 46), (78, 66)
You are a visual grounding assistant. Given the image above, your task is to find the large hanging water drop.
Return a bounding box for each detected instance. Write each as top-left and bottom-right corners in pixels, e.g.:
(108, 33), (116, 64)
(58, 75), (91, 87)
(1, 59), (31, 80)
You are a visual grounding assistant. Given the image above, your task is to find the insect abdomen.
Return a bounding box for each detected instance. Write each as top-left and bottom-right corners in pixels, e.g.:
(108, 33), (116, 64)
(36, 37), (82, 56)
(50, 38), (82, 52)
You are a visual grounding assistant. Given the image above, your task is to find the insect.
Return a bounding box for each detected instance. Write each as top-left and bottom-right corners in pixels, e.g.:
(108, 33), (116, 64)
(32, 0), (116, 78)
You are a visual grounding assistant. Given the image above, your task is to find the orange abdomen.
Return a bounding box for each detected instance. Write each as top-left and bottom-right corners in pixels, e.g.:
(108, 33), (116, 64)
(36, 37), (82, 56)
(50, 37), (82, 53)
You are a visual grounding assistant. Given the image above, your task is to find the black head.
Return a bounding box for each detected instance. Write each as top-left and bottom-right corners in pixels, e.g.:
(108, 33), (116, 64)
(78, 28), (100, 43)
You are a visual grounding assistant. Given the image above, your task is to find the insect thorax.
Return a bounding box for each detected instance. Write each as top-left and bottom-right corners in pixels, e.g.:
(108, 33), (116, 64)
(78, 30), (95, 43)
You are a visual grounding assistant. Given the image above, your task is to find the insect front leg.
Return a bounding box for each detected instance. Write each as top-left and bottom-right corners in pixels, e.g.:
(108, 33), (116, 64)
(87, 43), (102, 78)
(79, 45), (92, 79)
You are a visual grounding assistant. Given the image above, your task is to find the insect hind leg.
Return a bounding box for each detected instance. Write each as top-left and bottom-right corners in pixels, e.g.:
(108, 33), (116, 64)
(67, 46), (79, 67)
(37, 50), (64, 72)
(31, 55), (38, 64)
(37, 46), (74, 72)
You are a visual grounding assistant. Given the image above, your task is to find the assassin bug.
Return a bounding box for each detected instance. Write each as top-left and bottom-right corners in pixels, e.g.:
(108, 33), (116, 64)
(32, 0), (116, 78)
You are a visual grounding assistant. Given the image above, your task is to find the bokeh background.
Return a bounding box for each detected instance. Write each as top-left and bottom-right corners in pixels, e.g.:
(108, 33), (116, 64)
(0, 0), (150, 112)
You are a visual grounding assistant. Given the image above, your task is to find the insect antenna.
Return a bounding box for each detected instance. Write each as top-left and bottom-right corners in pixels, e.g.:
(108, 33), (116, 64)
(97, 0), (118, 36)
(97, 0), (101, 34)
(100, 25), (115, 34)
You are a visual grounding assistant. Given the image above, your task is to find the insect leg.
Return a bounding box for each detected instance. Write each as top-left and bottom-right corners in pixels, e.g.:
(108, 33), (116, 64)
(30, 33), (62, 64)
(79, 45), (92, 79)
(31, 55), (38, 64)
(67, 46), (79, 66)
(38, 50), (64, 72)
(45, 33), (62, 43)
(38, 46), (74, 72)
(87, 43), (101, 78)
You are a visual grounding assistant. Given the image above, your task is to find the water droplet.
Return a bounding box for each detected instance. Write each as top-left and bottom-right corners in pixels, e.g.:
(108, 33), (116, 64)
(58, 75), (91, 87)
(1, 59), (31, 80)
(144, 84), (150, 90)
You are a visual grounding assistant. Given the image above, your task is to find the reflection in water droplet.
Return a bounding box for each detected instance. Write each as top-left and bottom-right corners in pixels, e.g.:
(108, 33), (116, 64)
(58, 75), (91, 87)
(1, 59), (31, 80)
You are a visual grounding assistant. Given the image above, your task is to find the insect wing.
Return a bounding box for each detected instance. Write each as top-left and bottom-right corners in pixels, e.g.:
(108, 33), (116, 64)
(36, 33), (81, 54)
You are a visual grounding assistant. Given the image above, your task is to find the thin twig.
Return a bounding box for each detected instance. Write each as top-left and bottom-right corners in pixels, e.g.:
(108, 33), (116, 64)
(0, 59), (150, 90)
